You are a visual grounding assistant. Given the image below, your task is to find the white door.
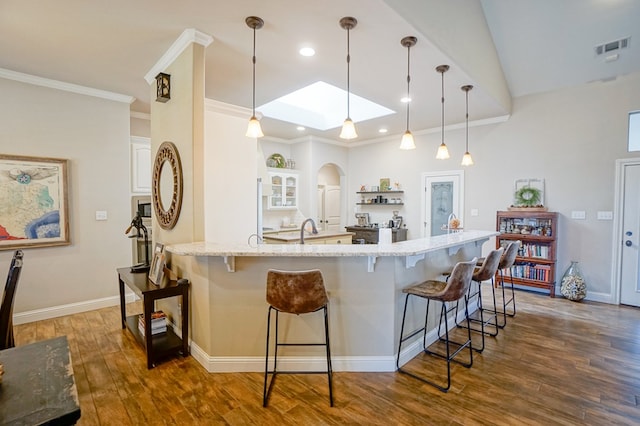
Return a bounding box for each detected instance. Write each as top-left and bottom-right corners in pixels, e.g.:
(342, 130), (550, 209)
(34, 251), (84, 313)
(422, 171), (464, 237)
(317, 185), (341, 232)
(325, 185), (341, 232)
(620, 163), (640, 306)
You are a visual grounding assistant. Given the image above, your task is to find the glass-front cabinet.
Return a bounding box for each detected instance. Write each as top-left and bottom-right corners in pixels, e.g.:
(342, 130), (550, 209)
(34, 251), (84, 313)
(268, 170), (298, 209)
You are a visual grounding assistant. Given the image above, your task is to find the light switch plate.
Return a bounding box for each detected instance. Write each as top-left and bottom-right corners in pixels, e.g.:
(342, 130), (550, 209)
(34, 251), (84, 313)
(470, 209), (479, 217)
(95, 210), (108, 221)
(571, 210), (586, 220)
(597, 211), (613, 220)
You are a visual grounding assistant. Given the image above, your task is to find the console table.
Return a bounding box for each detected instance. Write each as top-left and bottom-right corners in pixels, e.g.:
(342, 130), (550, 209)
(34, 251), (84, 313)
(117, 267), (189, 369)
(0, 336), (81, 425)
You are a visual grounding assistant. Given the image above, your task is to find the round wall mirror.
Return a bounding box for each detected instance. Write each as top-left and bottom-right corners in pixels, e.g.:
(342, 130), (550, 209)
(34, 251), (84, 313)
(152, 141), (183, 230)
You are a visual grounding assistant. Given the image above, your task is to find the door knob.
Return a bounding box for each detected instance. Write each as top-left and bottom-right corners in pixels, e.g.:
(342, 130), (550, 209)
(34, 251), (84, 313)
(626, 240), (633, 247)
(626, 231), (633, 236)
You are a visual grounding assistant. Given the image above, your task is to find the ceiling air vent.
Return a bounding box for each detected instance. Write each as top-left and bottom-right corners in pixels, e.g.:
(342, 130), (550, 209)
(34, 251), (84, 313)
(595, 36), (630, 56)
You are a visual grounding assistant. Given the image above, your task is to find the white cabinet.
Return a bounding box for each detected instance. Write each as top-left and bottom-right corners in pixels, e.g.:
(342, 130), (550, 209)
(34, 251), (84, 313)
(268, 170), (298, 210)
(131, 136), (151, 194)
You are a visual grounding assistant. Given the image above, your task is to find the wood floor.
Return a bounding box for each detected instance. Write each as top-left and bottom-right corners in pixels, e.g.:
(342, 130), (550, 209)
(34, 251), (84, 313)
(14, 287), (640, 425)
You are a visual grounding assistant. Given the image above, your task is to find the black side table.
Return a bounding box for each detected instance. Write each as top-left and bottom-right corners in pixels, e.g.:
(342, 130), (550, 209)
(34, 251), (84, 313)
(117, 267), (189, 368)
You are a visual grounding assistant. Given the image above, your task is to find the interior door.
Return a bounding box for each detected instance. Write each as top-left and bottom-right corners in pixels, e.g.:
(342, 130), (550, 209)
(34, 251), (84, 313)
(317, 186), (326, 231)
(423, 171), (464, 237)
(620, 163), (640, 306)
(325, 185), (341, 232)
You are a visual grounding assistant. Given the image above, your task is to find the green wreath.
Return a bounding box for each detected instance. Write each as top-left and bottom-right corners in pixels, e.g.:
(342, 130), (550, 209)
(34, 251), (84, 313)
(514, 186), (541, 207)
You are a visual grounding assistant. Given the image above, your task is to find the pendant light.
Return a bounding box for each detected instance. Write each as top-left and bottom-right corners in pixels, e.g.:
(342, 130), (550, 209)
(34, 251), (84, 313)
(460, 85), (474, 166)
(245, 16), (264, 138)
(399, 36), (417, 150)
(339, 17), (358, 140)
(435, 65), (450, 159)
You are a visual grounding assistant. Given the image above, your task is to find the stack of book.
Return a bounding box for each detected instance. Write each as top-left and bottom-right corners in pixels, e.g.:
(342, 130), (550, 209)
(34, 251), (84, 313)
(138, 311), (167, 336)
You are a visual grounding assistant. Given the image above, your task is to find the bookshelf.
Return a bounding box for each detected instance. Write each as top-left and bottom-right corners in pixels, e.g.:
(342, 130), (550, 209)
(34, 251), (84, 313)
(496, 210), (558, 297)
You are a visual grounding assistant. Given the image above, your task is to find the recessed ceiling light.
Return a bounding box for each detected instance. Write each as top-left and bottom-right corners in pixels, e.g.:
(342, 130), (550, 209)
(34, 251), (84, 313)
(297, 126), (306, 131)
(400, 96), (411, 103)
(379, 128), (388, 133)
(299, 47), (315, 57)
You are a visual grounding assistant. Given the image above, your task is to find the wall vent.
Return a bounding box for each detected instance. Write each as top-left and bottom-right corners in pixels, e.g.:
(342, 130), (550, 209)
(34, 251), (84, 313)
(595, 36), (630, 56)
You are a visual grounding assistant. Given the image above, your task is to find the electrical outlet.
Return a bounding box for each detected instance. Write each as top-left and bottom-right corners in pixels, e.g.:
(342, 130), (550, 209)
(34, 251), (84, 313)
(597, 211), (613, 220)
(470, 209), (479, 217)
(95, 210), (108, 221)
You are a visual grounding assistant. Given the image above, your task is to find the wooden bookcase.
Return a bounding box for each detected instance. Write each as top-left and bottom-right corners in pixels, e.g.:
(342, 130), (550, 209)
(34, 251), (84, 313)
(495, 210), (558, 297)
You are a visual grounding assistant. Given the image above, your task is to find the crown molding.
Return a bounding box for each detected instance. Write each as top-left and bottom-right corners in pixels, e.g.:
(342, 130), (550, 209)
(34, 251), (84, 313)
(130, 111), (151, 121)
(0, 67), (135, 104)
(144, 29), (214, 84)
(204, 98), (253, 118)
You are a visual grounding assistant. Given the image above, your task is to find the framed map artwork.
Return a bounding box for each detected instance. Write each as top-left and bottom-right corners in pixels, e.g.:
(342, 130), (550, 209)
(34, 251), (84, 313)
(0, 154), (70, 250)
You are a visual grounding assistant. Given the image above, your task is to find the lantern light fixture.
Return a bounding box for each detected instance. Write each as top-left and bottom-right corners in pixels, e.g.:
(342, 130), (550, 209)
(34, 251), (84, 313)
(155, 73), (170, 103)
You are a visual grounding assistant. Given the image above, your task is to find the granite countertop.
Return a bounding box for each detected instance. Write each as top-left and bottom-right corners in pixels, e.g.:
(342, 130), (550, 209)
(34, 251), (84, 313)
(262, 230), (355, 242)
(166, 230), (498, 258)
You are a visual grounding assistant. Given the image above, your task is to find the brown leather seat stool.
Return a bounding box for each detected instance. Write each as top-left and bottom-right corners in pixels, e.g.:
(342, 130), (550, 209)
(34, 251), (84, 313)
(457, 247), (503, 352)
(263, 269), (333, 407)
(396, 258), (477, 392)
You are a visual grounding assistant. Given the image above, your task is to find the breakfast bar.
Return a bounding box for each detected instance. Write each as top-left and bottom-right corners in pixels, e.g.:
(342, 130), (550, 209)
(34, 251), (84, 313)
(166, 230), (497, 373)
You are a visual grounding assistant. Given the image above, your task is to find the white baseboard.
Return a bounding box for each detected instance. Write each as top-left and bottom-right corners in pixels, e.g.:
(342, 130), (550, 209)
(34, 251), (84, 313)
(13, 292), (138, 325)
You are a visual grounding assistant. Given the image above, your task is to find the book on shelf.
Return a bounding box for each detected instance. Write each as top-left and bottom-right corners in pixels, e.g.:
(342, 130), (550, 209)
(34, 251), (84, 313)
(138, 311), (167, 336)
(508, 263), (551, 282)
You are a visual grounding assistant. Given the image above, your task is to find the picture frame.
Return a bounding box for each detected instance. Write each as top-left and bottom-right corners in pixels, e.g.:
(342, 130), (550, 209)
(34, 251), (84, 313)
(379, 178), (391, 191)
(149, 251), (166, 285)
(0, 154), (70, 250)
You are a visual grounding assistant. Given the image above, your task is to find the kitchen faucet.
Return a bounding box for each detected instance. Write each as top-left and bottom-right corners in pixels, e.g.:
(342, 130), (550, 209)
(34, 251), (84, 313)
(300, 218), (318, 244)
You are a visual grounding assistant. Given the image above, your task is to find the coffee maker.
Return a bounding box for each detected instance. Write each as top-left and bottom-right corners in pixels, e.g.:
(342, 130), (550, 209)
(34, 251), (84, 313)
(355, 213), (370, 227)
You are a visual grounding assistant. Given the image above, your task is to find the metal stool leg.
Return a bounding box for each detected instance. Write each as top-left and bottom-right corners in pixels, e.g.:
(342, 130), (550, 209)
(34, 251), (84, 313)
(323, 306), (334, 407)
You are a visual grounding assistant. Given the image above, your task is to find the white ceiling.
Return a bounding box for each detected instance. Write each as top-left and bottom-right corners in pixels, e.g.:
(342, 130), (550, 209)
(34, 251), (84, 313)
(1, 0), (638, 142)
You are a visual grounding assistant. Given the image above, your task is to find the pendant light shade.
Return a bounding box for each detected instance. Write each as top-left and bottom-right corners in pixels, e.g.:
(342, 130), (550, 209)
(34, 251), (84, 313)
(399, 36), (417, 150)
(245, 16), (264, 138)
(339, 17), (358, 140)
(461, 85), (474, 166)
(435, 65), (450, 159)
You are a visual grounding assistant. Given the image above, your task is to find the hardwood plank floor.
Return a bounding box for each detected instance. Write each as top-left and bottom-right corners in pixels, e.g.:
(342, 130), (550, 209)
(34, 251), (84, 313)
(14, 287), (640, 425)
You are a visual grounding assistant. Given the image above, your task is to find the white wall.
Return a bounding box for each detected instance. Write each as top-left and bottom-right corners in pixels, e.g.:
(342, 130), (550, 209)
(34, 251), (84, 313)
(349, 71), (640, 301)
(0, 77), (132, 314)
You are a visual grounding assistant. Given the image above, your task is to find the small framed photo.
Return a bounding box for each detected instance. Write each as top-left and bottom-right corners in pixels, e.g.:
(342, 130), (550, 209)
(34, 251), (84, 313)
(149, 243), (166, 285)
(380, 178), (390, 191)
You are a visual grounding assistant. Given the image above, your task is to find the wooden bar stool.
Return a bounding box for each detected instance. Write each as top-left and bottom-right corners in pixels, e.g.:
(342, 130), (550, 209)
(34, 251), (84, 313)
(263, 269), (333, 407)
(396, 258), (477, 392)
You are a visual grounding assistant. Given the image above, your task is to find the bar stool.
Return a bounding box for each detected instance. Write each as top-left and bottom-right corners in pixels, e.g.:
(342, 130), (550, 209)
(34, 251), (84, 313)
(463, 247), (503, 353)
(396, 258), (477, 392)
(494, 241), (521, 327)
(263, 269), (333, 407)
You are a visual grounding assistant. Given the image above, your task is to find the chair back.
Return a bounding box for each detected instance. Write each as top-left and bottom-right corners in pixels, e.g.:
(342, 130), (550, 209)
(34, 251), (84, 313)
(474, 247), (504, 281)
(266, 269), (329, 314)
(1, 250), (24, 350)
(499, 241), (521, 270)
(440, 258), (478, 302)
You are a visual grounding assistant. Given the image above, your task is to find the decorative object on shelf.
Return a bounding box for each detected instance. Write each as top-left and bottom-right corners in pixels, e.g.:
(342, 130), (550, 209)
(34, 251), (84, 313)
(149, 245), (166, 285)
(267, 153), (286, 168)
(339, 16), (358, 139)
(399, 36), (417, 150)
(510, 178), (545, 210)
(560, 261), (586, 301)
(371, 185), (379, 192)
(394, 181), (401, 190)
(379, 178), (391, 191)
(245, 16), (265, 138)
(0, 154), (70, 250)
(448, 213), (460, 229)
(155, 72), (170, 102)
(360, 184), (367, 191)
(435, 65), (451, 160)
(152, 141), (183, 229)
(125, 211), (150, 273)
(460, 85), (474, 166)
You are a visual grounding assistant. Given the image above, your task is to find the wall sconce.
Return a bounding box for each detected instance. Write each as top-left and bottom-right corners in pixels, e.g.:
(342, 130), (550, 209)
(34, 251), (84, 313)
(155, 72), (170, 103)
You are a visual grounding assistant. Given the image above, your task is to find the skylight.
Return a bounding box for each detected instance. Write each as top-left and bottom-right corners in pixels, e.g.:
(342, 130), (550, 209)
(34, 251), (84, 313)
(257, 81), (395, 131)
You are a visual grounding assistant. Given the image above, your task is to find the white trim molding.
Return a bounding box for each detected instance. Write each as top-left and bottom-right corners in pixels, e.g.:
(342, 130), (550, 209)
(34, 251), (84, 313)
(0, 67), (135, 104)
(144, 29), (214, 84)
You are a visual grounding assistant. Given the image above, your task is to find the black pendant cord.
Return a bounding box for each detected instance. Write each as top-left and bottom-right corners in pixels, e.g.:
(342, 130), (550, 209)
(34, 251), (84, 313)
(252, 27), (257, 117)
(346, 28), (351, 119)
(405, 44), (411, 131)
(441, 71), (445, 144)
